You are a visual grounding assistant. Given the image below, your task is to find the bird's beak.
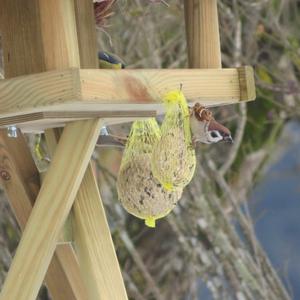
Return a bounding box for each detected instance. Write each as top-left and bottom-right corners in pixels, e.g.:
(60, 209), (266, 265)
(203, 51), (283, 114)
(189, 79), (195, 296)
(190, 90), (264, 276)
(223, 135), (234, 144)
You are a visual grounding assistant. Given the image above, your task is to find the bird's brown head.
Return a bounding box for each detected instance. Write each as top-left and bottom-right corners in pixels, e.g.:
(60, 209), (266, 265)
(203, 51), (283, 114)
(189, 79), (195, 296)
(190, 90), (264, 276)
(190, 103), (233, 144)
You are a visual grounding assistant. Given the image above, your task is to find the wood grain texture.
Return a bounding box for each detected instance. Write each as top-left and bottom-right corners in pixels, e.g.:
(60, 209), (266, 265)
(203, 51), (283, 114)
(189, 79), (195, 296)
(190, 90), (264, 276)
(0, 67), (255, 121)
(38, 0), (80, 70)
(238, 66), (256, 101)
(45, 246), (88, 300)
(46, 121), (127, 298)
(0, 119), (102, 300)
(184, 0), (222, 68)
(0, 129), (40, 228)
(0, 68), (81, 116)
(0, 0), (46, 77)
(74, 0), (99, 68)
(73, 165), (128, 300)
(0, 0), (87, 299)
(0, 110), (157, 130)
(80, 68), (240, 103)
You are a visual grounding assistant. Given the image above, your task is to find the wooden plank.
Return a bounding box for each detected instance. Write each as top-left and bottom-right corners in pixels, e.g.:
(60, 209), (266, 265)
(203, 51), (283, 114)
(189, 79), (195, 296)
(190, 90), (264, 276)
(238, 66), (256, 101)
(0, 118), (102, 300)
(80, 68), (242, 103)
(0, 110), (157, 129)
(0, 0), (88, 299)
(45, 246), (87, 300)
(73, 166), (128, 299)
(38, 0), (80, 70)
(0, 67), (255, 119)
(0, 68), (80, 116)
(184, 0), (222, 68)
(0, 0), (46, 77)
(0, 129), (40, 228)
(73, 0), (99, 68)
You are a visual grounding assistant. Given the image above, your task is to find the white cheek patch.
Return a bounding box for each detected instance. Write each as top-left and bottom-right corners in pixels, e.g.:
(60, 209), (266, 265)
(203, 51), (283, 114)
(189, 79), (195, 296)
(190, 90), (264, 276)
(207, 130), (223, 143)
(190, 115), (225, 144)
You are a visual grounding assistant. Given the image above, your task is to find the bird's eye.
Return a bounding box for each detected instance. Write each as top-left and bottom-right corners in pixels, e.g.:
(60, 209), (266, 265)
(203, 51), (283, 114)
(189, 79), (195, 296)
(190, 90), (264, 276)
(210, 131), (219, 138)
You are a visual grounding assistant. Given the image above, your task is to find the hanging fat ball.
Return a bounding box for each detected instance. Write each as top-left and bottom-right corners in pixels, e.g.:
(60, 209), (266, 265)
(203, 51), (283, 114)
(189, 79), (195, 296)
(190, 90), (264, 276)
(117, 154), (182, 228)
(98, 51), (125, 69)
(117, 119), (183, 228)
(190, 103), (233, 145)
(151, 90), (196, 191)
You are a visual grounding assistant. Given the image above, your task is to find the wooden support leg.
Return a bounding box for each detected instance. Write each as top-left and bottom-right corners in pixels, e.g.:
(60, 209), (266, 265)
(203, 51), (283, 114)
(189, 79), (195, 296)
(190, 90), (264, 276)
(0, 119), (102, 300)
(74, 165), (128, 299)
(184, 0), (222, 68)
(0, 130), (87, 300)
(45, 128), (128, 300)
(45, 245), (87, 300)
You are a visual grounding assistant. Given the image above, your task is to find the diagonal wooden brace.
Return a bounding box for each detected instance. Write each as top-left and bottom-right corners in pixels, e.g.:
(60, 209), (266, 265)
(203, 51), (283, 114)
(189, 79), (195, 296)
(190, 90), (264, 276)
(0, 129), (87, 300)
(45, 128), (129, 300)
(0, 119), (102, 300)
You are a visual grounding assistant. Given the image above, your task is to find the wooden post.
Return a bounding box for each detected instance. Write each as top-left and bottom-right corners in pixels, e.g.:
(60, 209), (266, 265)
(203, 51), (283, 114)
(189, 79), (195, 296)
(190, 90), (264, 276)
(184, 0), (222, 68)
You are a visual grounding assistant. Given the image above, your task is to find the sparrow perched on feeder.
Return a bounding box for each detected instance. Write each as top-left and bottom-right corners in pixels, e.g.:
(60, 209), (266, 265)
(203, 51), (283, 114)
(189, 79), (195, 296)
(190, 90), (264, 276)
(96, 103), (232, 148)
(189, 103), (233, 145)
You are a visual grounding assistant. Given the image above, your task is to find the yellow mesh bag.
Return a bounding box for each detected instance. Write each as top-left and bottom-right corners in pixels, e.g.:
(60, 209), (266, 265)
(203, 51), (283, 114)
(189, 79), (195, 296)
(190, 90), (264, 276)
(151, 90), (196, 191)
(117, 118), (182, 228)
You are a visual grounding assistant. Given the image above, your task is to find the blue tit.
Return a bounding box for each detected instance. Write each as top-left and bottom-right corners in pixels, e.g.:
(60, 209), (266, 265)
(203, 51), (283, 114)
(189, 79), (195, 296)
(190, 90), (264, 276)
(98, 51), (125, 69)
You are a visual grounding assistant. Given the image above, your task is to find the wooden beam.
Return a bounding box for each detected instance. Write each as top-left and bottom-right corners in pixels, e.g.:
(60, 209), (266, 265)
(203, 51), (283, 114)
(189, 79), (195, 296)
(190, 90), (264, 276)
(45, 128), (128, 299)
(79, 68), (245, 103)
(0, 110), (157, 132)
(0, 119), (102, 300)
(73, 0), (99, 68)
(38, 0), (80, 70)
(238, 66), (256, 101)
(0, 0), (87, 299)
(0, 0), (46, 77)
(72, 166), (128, 299)
(0, 67), (255, 123)
(184, 0), (222, 68)
(45, 245), (87, 300)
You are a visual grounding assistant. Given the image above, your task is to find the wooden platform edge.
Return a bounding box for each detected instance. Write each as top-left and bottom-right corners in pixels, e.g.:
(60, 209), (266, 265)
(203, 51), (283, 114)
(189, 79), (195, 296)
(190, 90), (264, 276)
(0, 110), (157, 128)
(0, 67), (255, 125)
(237, 66), (256, 101)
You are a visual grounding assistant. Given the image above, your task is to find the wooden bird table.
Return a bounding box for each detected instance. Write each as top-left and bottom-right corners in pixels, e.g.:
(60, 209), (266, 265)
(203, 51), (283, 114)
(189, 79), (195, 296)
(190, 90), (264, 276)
(0, 0), (256, 299)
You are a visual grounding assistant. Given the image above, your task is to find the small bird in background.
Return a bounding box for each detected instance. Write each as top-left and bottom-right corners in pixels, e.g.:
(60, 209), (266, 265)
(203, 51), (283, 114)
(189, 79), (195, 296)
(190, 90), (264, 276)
(190, 103), (233, 145)
(98, 51), (125, 69)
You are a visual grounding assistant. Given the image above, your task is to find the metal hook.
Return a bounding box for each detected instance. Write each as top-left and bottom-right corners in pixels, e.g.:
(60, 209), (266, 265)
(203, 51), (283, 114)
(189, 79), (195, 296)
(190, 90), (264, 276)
(100, 126), (109, 136)
(7, 125), (18, 138)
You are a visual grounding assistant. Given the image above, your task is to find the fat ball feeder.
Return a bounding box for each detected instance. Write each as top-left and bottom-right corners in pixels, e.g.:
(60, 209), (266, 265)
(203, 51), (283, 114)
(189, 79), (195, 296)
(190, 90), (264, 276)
(0, 0), (255, 299)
